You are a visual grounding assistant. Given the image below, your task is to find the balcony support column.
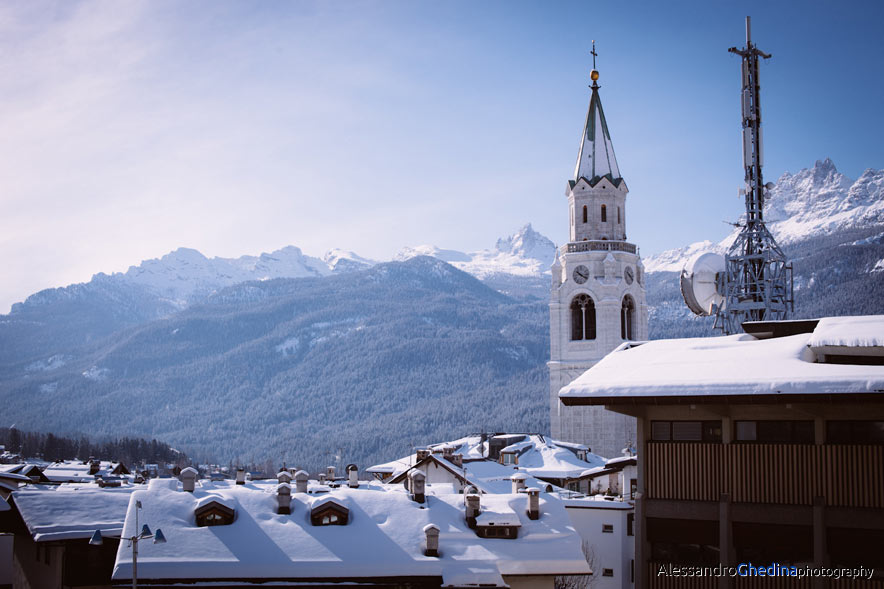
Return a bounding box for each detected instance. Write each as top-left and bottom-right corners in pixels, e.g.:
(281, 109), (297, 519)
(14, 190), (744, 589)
(813, 495), (827, 589)
(719, 493), (734, 589)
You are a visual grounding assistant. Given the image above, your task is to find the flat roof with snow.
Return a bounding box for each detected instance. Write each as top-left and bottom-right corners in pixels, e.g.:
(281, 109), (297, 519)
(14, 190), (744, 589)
(560, 316), (884, 405)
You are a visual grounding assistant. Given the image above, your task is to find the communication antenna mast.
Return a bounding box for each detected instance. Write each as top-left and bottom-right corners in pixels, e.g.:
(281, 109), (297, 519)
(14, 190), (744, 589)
(680, 17), (793, 334)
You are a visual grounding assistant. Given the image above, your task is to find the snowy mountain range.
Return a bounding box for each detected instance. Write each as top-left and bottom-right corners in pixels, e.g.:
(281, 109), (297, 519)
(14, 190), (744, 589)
(644, 159), (884, 272)
(1, 158), (881, 465)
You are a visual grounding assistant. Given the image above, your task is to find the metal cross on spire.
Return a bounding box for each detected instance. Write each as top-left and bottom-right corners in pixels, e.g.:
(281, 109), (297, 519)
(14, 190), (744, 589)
(590, 41), (597, 69)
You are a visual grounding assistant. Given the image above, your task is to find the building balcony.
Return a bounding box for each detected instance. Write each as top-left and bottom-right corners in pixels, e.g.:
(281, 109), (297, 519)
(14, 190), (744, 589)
(646, 442), (884, 508)
(565, 240), (637, 255)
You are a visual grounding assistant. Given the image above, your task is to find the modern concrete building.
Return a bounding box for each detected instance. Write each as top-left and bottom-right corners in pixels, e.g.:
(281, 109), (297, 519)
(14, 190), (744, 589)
(560, 316), (884, 587)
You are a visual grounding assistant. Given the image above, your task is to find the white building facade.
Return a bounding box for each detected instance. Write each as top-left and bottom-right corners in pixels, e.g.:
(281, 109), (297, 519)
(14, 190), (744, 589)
(549, 66), (648, 458)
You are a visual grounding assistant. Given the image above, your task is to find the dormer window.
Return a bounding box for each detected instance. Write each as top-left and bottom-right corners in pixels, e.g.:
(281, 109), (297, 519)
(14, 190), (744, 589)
(310, 498), (349, 526)
(195, 500), (235, 527)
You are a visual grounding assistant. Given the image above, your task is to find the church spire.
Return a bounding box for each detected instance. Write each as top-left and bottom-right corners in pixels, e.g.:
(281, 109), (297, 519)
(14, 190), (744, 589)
(573, 42), (621, 184)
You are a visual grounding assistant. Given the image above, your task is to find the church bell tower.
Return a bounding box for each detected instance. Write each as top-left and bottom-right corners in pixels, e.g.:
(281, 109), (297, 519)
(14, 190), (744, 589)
(548, 46), (649, 458)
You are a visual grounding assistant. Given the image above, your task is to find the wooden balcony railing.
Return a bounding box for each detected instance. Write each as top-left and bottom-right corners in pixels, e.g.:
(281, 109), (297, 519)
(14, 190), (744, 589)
(647, 443), (884, 508)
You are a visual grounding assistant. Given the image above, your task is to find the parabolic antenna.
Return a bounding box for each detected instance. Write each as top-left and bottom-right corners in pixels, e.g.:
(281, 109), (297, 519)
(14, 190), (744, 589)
(680, 251), (726, 316)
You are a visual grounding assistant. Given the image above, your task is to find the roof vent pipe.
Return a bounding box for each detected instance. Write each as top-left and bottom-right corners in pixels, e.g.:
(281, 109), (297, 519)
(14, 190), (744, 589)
(511, 473), (527, 494)
(347, 464), (358, 489)
(409, 470), (426, 504)
(465, 493), (481, 528)
(526, 487), (540, 520)
(423, 524), (440, 557)
(277, 483), (292, 514)
(179, 467), (198, 493)
(294, 470), (309, 493)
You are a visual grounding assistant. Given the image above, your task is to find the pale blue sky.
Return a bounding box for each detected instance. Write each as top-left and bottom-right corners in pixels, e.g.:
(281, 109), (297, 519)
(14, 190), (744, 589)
(1, 0), (882, 312)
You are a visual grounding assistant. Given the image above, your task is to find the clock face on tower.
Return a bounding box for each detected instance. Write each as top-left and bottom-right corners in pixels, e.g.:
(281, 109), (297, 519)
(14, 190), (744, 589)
(624, 266), (634, 285)
(573, 265), (590, 284)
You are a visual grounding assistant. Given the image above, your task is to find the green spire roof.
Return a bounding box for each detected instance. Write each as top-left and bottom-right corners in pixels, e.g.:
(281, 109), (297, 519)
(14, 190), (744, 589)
(574, 82), (621, 184)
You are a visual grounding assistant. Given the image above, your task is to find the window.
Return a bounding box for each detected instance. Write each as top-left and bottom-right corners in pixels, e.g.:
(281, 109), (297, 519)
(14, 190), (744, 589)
(501, 452), (516, 465)
(735, 420), (814, 443)
(627, 513), (635, 537)
(582, 205), (587, 223)
(618, 206), (621, 224)
(602, 569), (614, 577)
(827, 421), (884, 444)
(630, 478), (637, 500)
(311, 501), (350, 526)
(602, 524), (614, 533)
(195, 502), (236, 527)
(621, 296), (635, 340)
(570, 294), (596, 341)
(601, 204), (607, 222)
(651, 421), (722, 442)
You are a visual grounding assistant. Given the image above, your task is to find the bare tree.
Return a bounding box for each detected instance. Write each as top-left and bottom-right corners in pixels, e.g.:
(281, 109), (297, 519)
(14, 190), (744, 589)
(555, 540), (598, 589)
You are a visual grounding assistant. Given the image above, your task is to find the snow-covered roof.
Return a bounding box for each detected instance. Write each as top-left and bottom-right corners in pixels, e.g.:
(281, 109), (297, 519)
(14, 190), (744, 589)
(42, 460), (129, 483)
(369, 434), (607, 485)
(12, 483), (136, 541)
(110, 478), (589, 583)
(560, 324), (884, 402)
(807, 315), (884, 349)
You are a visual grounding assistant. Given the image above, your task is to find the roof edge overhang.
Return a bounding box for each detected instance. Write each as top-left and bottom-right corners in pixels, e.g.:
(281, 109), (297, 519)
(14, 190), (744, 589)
(560, 391), (884, 407)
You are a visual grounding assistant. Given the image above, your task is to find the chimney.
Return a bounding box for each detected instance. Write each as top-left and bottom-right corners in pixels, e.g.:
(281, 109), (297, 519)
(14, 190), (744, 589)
(89, 459), (100, 476)
(465, 493), (481, 528)
(442, 446), (454, 460)
(294, 470), (309, 493)
(235, 467), (246, 485)
(179, 467), (198, 492)
(511, 473), (527, 494)
(277, 483), (292, 514)
(278, 470), (293, 485)
(347, 464), (358, 488)
(319, 473), (326, 484)
(526, 487), (540, 520)
(423, 524), (440, 557)
(450, 454), (463, 468)
(326, 466), (336, 481)
(415, 448), (430, 461)
(409, 470), (426, 504)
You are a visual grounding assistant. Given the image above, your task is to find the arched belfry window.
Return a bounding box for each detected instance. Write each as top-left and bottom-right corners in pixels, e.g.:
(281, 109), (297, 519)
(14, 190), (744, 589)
(570, 294), (596, 341)
(621, 296), (635, 341)
(582, 205), (587, 224)
(618, 207), (621, 224)
(601, 204), (607, 223)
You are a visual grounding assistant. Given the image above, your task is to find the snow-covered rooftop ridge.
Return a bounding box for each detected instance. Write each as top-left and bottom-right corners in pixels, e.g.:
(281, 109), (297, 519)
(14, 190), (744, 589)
(807, 315), (884, 349)
(643, 160), (884, 273)
(560, 316), (884, 400)
(109, 479), (589, 582)
(368, 434), (607, 485)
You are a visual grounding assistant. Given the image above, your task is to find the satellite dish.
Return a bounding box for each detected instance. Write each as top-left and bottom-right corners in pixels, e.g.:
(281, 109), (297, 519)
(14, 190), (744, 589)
(680, 252), (726, 316)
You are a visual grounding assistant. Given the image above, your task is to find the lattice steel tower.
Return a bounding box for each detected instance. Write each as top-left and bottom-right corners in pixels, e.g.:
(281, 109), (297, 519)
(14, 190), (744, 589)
(717, 16), (793, 333)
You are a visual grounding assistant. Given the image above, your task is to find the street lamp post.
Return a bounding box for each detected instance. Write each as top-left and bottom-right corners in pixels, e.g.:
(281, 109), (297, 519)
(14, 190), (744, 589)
(91, 500), (166, 589)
